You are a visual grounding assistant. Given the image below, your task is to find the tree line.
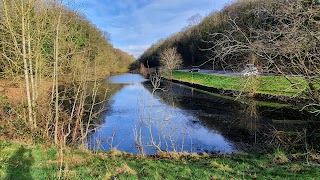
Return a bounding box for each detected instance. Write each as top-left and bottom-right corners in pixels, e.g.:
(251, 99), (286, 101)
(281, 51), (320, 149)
(0, 0), (134, 145)
(139, 0), (319, 70)
(138, 0), (320, 115)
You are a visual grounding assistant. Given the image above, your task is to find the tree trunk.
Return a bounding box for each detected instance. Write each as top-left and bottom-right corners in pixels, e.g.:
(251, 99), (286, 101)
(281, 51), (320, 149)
(21, 1), (34, 129)
(54, 1), (62, 145)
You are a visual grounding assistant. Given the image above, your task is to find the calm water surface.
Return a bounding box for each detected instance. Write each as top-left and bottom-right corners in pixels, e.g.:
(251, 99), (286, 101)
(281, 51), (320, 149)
(89, 74), (235, 154)
(89, 74), (320, 154)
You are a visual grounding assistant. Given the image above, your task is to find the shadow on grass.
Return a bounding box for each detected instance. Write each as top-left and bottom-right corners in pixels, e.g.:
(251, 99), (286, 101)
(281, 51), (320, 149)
(5, 146), (34, 180)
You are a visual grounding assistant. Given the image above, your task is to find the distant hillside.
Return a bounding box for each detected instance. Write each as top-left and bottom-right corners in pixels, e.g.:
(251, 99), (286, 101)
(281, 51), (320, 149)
(0, 4), (134, 78)
(138, 0), (320, 72)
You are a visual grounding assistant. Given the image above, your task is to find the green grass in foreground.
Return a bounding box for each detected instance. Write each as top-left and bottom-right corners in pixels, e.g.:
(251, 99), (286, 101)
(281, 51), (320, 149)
(170, 71), (308, 96)
(0, 139), (319, 179)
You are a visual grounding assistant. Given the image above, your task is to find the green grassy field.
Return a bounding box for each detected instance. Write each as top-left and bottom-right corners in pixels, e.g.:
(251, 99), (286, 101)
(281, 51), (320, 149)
(169, 71), (307, 96)
(0, 139), (319, 179)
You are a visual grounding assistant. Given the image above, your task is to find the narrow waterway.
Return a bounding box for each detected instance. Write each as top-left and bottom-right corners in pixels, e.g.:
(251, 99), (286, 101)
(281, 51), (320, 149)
(88, 74), (320, 155)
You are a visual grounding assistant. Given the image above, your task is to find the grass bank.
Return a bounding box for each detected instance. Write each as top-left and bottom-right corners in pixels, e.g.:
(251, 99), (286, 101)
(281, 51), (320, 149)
(0, 139), (319, 179)
(169, 71), (307, 97)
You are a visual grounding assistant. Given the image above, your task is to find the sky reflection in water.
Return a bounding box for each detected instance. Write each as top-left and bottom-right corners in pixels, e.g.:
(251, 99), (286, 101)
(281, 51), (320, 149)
(89, 74), (234, 154)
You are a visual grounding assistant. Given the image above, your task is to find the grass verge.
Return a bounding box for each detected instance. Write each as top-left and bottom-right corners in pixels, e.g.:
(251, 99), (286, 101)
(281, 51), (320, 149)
(0, 139), (319, 179)
(170, 71), (307, 97)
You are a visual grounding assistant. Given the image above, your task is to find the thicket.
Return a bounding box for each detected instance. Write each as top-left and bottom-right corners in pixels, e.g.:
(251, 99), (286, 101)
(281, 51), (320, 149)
(0, 0), (134, 146)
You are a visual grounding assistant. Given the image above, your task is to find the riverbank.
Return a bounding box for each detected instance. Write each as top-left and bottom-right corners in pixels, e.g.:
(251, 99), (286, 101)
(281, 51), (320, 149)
(164, 71), (310, 105)
(1, 74), (320, 179)
(1, 139), (319, 179)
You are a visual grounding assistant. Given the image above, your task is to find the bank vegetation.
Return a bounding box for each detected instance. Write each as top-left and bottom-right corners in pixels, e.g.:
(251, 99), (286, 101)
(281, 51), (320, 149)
(0, 0), (134, 148)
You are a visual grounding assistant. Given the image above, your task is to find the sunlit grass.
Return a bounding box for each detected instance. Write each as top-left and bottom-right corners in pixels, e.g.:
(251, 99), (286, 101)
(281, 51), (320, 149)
(170, 71), (308, 96)
(0, 139), (319, 179)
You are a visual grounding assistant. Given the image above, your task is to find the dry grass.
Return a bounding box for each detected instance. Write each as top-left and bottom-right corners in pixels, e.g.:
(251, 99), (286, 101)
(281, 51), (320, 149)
(115, 164), (137, 175)
(0, 80), (25, 105)
(107, 148), (124, 157)
(287, 164), (303, 172)
(68, 154), (89, 167)
(0, 79), (53, 141)
(157, 151), (199, 160)
(273, 151), (289, 165)
(210, 161), (234, 173)
(0, 79), (52, 105)
(190, 153), (201, 160)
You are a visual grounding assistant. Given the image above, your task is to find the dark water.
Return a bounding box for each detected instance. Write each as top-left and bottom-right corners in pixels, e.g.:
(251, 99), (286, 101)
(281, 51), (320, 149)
(88, 74), (320, 154)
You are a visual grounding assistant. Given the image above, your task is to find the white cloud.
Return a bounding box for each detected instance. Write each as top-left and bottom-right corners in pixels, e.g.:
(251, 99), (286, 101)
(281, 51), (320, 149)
(120, 45), (150, 58)
(71, 0), (235, 58)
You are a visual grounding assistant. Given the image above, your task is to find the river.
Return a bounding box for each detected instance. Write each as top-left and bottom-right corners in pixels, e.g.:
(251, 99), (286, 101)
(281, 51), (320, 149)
(88, 74), (320, 155)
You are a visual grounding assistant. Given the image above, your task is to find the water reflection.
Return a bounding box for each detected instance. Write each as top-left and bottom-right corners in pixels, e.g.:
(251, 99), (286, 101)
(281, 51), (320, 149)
(89, 74), (320, 154)
(89, 74), (235, 154)
(146, 80), (320, 152)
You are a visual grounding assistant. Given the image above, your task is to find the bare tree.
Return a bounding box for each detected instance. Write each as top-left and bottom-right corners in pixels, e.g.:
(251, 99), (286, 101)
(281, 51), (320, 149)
(159, 47), (182, 79)
(0, 0), (135, 153)
(0, 0), (46, 129)
(205, 0), (320, 114)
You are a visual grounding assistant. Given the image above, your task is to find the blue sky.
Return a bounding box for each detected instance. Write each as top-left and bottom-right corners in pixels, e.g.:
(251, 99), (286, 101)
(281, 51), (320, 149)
(72, 0), (235, 58)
